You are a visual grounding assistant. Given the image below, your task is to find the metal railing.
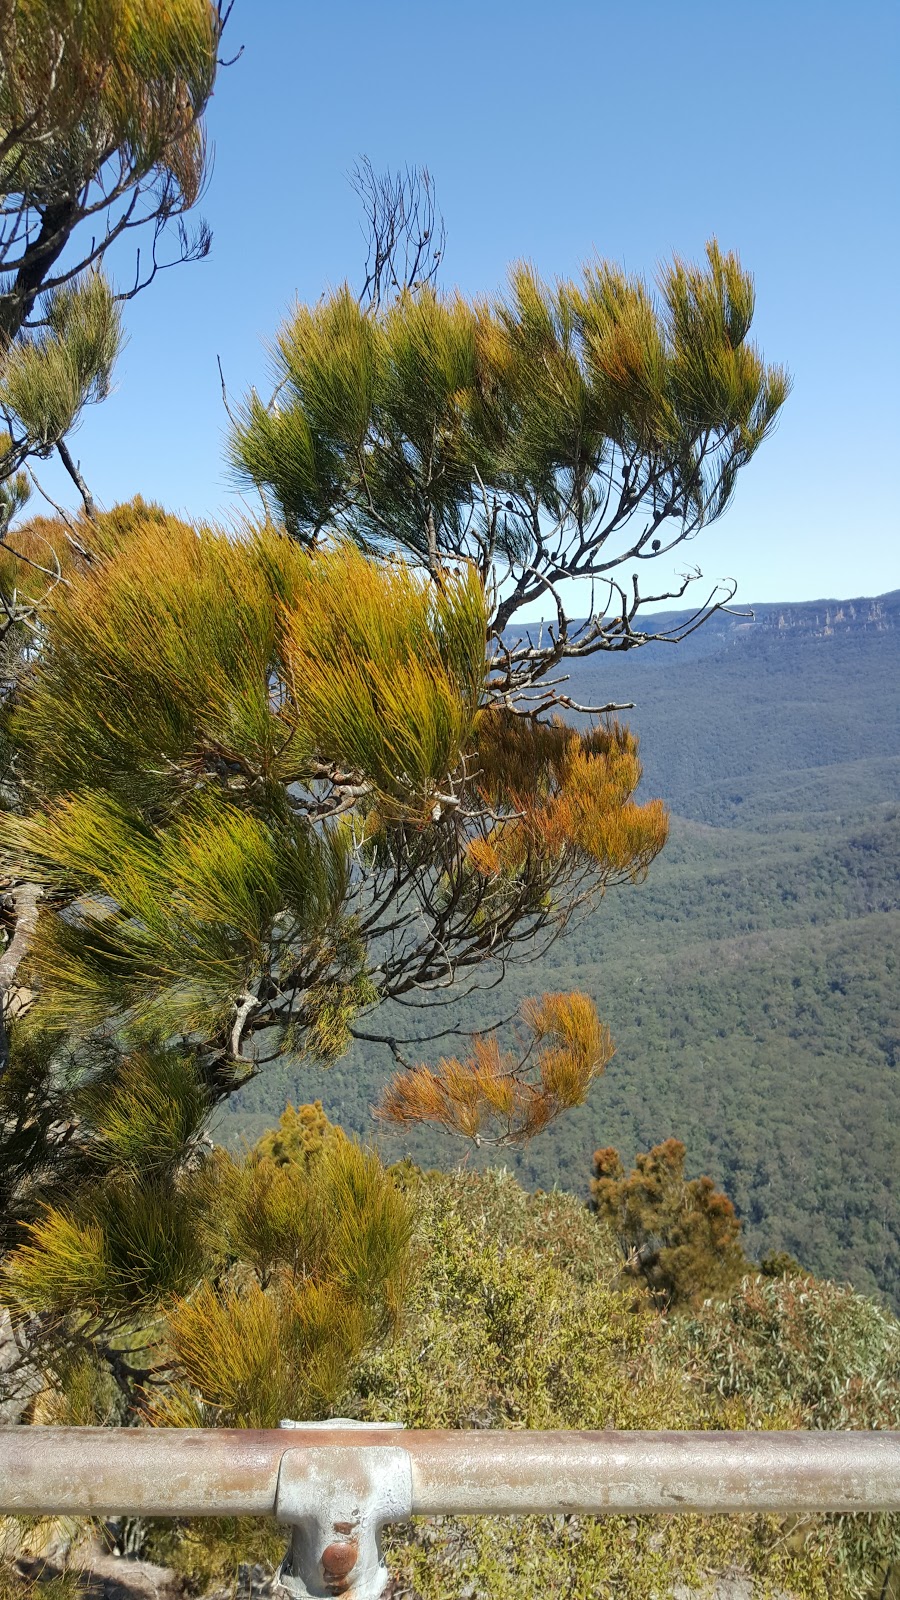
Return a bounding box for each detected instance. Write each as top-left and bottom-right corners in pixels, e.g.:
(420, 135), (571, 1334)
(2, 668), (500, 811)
(2, 1425), (899, 1599)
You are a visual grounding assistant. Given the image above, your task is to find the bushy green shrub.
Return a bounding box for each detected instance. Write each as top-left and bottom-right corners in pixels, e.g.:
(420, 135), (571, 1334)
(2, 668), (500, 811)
(662, 1274), (900, 1594)
(146, 1166), (889, 1599)
(9, 1160), (896, 1599)
(345, 1169), (839, 1598)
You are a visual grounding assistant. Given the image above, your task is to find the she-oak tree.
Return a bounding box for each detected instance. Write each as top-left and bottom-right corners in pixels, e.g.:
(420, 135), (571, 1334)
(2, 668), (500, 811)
(0, 106), (788, 1415)
(0, 230), (788, 1129)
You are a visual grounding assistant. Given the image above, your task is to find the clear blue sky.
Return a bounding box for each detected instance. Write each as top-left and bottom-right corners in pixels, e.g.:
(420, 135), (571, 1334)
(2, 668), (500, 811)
(38, 0), (900, 608)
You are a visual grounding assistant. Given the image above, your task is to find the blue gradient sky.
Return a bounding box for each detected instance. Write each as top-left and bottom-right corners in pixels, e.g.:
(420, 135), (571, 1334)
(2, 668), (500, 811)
(35, 0), (899, 609)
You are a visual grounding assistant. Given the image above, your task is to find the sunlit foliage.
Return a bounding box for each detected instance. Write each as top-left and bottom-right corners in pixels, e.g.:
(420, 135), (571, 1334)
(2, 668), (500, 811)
(230, 243), (788, 708)
(591, 1137), (750, 1311)
(0, 209), (791, 1568)
(0, 0), (220, 642)
(153, 1138), (413, 1428)
(0, 501), (668, 1068)
(2, 1089), (413, 1430)
(0, 275), (121, 449)
(377, 991), (615, 1145)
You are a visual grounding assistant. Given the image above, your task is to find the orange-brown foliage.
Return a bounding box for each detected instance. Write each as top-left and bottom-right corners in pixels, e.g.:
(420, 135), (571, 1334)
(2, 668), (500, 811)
(470, 708), (668, 885)
(590, 1138), (750, 1311)
(376, 990), (614, 1146)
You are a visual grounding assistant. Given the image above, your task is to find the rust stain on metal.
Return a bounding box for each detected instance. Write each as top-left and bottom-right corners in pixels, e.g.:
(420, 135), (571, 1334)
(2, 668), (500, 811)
(321, 1538), (358, 1588)
(1, 1426), (899, 1520)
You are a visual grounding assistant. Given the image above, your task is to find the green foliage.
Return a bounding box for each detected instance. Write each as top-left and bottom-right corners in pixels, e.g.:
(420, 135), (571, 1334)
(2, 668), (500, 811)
(0, 0), (218, 181)
(160, 1276), (369, 1430)
(222, 1137), (411, 1314)
(0, 1570), (80, 1600)
(0, 500), (669, 1073)
(6, 1139), (897, 1596)
(251, 1099), (345, 1168)
(28, 1346), (120, 1428)
(3, 1169), (211, 1316)
(279, 543), (487, 809)
(667, 1272), (900, 1431)
(0, 275), (121, 447)
(8, 516), (487, 806)
(7, 790), (353, 1040)
(663, 1274), (900, 1588)
(344, 1169), (892, 1597)
(351, 1168), (670, 1431)
(233, 610), (900, 1311)
(230, 246), (788, 565)
(152, 1136), (414, 1428)
(0, 0), (219, 589)
(0, 517), (498, 1047)
(2, 1069), (414, 1428)
(0, 432), (29, 533)
(0, 1024), (72, 1252)
(79, 1048), (212, 1179)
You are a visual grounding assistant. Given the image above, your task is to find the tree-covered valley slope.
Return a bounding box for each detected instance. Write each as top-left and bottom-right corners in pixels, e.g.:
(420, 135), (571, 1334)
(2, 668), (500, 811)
(219, 589), (900, 1310)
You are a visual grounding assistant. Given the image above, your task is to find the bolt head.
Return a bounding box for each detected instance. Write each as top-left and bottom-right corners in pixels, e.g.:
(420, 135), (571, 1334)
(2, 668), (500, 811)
(321, 1539), (358, 1582)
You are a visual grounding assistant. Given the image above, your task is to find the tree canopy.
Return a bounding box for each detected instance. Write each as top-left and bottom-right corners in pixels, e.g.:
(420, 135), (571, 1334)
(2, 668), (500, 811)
(230, 242), (789, 700)
(0, 0), (222, 552)
(591, 1137), (749, 1311)
(0, 137), (791, 1460)
(1, 503), (663, 1107)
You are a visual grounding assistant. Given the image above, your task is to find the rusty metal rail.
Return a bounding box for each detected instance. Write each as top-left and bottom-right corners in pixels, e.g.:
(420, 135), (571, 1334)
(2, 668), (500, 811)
(2, 1425), (900, 1517)
(1, 1426), (899, 1599)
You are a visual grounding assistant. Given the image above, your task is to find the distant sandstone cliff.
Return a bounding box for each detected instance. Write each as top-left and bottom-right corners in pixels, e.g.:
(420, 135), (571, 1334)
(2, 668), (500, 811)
(746, 590), (900, 637)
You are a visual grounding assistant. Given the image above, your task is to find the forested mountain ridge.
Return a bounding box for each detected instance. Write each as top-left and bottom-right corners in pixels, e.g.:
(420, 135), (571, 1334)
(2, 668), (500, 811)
(219, 590), (900, 1310)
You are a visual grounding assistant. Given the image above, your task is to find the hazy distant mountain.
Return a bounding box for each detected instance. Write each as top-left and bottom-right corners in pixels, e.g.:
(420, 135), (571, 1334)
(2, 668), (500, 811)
(563, 587), (900, 824)
(565, 588), (900, 663)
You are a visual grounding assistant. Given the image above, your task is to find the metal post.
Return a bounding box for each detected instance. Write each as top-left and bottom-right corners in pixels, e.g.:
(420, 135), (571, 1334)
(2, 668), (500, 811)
(274, 1420), (412, 1600)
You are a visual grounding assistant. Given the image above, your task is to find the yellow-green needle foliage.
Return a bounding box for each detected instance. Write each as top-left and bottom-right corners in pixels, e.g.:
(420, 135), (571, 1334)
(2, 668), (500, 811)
(155, 1138), (413, 1427)
(2, 1084), (414, 1437)
(3, 1170), (212, 1317)
(229, 242), (788, 696)
(1, 1045), (215, 1317)
(12, 511), (487, 806)
(1, 498), (671, 1070)
(252, 1099), (345, 1168)
(0, 0), (220, 568)
(5, 788), (352, 1039)
(1, 510), (493, 1045)
(0, 0), (220, 341)
(0, 273), (121, 449)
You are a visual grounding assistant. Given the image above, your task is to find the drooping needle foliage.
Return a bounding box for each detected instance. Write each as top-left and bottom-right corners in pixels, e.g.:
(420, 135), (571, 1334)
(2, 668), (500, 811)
(0, 0), (222, 622)
(1, 503), (670, 1077)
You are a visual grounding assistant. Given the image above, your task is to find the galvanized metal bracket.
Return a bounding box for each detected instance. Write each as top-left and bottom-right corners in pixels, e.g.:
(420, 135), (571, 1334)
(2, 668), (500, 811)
(274, 1422), (412, 1600)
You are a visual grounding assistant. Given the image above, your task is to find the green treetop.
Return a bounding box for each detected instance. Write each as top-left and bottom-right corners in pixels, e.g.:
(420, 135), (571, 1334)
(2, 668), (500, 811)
(0, 0), (222, 548)
(230, 239), (789, 702)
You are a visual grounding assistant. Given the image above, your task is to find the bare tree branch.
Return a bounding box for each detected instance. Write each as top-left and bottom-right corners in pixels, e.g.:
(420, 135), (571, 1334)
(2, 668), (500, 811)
(353, 157), (446, 311)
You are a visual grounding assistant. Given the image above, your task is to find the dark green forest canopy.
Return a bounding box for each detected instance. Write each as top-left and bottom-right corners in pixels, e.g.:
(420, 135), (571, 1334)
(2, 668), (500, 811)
(220, 592), (900, 1311)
